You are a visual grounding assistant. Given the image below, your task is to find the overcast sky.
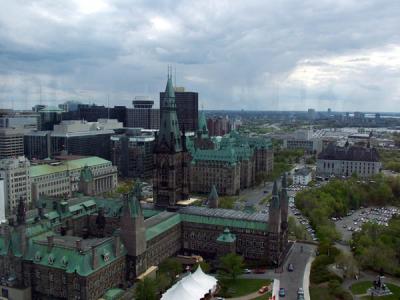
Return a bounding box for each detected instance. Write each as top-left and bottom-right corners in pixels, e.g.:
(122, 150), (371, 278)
(0, 0), (400, 111)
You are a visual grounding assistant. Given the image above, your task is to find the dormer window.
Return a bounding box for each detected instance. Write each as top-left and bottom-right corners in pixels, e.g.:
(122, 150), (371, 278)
(48, 254), (55, 265)
(35, 251), (42, 262)
(61, 256), (68, 267)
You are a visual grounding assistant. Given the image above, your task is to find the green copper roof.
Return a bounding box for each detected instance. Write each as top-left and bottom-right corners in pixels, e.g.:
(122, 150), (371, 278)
(146, 213), (181, 241)
(80, 166), (93, 182)
(198, 111), (209, 136)
(103, 288), (124, 300)
(25, 237), (126, 276)
(158, 75), (182, 152)
(217, 228), (236, 243)
(39, 106), (64, 113)
(30, 156), (111, 177)
(191, 148), (237, 165)
(180, 213), (267, 231)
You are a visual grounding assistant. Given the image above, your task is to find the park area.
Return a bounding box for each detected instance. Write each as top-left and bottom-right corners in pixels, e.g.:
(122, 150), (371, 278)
(350, 281), (400, 299)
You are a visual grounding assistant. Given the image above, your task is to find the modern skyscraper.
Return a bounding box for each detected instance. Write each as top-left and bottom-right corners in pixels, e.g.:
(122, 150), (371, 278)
(153, 74), (190, 208)
(0, 128), (25, 158)
(126, 98), (160, 129)
(160, 87), (198, 132)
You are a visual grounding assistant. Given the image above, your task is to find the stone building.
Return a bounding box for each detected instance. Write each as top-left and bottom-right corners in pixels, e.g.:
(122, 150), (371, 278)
(153, 73), (191, 208)
(30, 156), (118, 202)
(0, 156), (31, 215)
(316, 143), (381, 178)
(0, 173), (289, 299)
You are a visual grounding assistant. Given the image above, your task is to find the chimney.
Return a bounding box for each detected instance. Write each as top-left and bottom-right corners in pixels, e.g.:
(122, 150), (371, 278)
(47, 235), (54, 251)
(75, 239), (82, 252)
(114, 234), (121, 257)
(91, 246), (98, 269)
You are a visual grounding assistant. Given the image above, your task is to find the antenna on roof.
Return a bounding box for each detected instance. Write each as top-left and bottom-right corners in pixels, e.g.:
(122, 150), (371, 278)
(174, 65), (176, 87)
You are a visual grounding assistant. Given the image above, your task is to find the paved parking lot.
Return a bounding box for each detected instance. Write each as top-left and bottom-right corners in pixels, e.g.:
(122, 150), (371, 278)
(335, 206), (399, 241)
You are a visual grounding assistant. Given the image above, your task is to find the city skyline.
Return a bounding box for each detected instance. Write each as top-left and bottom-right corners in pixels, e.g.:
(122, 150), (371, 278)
(0, 1), (400, 111)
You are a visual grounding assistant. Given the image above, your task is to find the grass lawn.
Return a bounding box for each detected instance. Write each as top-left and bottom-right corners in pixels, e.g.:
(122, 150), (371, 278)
(218, 278), (271, 298)
(350, 281), (373, 295)
(359, 283), (400, 300)
(310, 285), (336, 300)
(251, 292), (272, 300)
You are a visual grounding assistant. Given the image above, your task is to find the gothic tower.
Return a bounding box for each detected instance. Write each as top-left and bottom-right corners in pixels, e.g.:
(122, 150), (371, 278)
(280, 173), (289, 253)
(153, 72), (190, 208)
(120, 190), (146, 279)
(268, 180), (281, 266)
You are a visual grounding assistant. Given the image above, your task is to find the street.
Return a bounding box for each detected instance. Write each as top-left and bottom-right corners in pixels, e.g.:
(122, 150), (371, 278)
(240, 242), (316, 300)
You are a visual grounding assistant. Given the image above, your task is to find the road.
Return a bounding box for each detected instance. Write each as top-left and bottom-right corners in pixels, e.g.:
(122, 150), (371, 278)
(241, 242), (316, 300)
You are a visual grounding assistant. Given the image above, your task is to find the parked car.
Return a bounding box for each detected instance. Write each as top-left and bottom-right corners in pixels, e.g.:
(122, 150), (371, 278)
(258, 286), (269, 294)
(287, 263), (294, 272)
(279, 288), (286, 297)
(244, 268), (251, 274)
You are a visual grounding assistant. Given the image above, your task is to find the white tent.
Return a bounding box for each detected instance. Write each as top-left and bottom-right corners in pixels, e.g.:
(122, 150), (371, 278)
(161, 266), (218, 300)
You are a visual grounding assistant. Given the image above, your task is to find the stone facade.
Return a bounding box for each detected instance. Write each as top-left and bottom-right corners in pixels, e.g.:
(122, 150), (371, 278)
(317, 143), (381, 178)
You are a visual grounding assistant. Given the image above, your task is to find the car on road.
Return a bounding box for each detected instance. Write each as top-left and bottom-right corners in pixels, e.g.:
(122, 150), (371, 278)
(244, 268), (251, 274)
(297, 287), (304, 295)
(279, 288), (286, 297)
(263, 190), (268, 193)
(287, 263), (294, 272)
(258, 286), (269, 294)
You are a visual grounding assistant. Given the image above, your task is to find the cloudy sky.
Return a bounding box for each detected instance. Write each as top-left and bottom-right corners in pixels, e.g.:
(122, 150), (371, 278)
(0, 0), (400, 111)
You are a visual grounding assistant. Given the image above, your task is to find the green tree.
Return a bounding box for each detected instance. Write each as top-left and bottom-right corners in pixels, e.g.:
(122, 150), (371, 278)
(158, 258), (183, 282)
(219, 253), (244, 281)
(135, 277), (157, 300)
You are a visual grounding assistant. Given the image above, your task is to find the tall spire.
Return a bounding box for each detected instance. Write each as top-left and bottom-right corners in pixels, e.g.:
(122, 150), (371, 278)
(198, 110), (209, 137)
(271, 180), (280, 209)
(157, 70), (182, 152)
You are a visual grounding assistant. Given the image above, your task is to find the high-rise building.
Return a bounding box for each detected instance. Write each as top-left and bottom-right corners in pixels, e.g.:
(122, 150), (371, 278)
(111, 128), (155, 179)
(126, 98), (160, 129)
(38, 106), (64, 130)
(0, 156), (31, 215)
(153, 75), (190, 208)
(207, 115), (231, 136)
(160, 86), (198, 132)
(0, 128), (25, 158)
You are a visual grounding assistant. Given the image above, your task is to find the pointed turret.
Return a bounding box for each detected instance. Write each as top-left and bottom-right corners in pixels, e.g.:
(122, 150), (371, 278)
(157, 74), (182, 153)
(208, 185), (219, 208)
(198, 111), (209, 138)
(280, 173), (289, 230)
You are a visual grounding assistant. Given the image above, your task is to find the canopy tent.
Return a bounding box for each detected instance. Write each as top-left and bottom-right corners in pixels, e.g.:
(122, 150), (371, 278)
(161, 266), (218, 300)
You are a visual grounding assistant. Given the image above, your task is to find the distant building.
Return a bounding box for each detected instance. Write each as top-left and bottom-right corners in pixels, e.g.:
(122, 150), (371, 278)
(126, 99), (160, 129)
(188, 116), (274, 196)
(30, 156), (117, 202)
(316, 143), (381, 178)
(24, 119), (123, 160)
(0, 109), (39, 130)
(0, 156), (31, 215)
(160, 86), (198, 132)
(283, 129), (323, 153)
(110, 128), (155, 179)
(38, 106), (64, 130)
(293, 168), (312, 185)
(307, 108), (316, 120)
(62, 104), (128, 126)
(207, 115), (231, 136)
(0, 128), (25, 158)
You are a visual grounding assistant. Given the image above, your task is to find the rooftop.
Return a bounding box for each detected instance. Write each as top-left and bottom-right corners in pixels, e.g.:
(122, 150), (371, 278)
(30, 156), (111, 177)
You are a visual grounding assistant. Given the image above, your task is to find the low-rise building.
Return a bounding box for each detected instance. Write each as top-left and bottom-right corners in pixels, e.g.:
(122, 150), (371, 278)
(30, 156), (118, 201)
(283, 129), (323, 154)
(316, 143), (381, 178)
(293, 168), (312, 185)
